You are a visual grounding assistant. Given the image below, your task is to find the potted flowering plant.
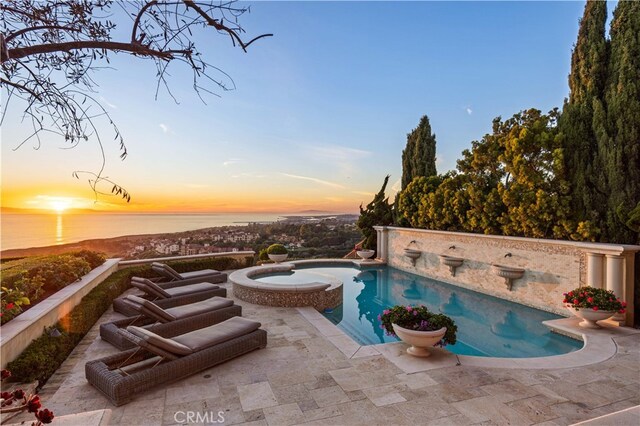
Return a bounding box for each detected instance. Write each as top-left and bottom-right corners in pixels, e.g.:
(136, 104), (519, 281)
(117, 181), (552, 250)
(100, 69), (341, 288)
(379, 305), (457, 357)
(563, 286), (626, 328)
(266, 244), (288, 263)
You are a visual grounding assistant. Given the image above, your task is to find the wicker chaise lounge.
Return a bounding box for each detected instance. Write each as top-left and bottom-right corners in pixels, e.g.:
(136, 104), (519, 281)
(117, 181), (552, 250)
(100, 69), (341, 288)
(86, 317), (267, 406)
(152, 262), (227, 284)
(101, 295), (242, 350)
(112, 278), (227, 316)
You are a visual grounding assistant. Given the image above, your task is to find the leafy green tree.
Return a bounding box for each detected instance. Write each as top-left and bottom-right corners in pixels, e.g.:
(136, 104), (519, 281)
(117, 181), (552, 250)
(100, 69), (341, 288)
(401, 115), (438, 190)
(601, 0), (640, 244)
(396, 175), (442, 228)
(559, 0), (608, 233)
(357, 175), (394, 250)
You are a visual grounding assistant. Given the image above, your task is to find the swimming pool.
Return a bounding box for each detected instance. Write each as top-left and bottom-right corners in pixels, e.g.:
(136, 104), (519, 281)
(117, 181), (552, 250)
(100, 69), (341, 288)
(287, 264), (582, 358)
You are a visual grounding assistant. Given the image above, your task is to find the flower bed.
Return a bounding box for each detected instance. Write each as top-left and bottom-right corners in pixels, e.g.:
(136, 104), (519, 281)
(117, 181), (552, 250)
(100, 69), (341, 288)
(1, 251), (106, 324)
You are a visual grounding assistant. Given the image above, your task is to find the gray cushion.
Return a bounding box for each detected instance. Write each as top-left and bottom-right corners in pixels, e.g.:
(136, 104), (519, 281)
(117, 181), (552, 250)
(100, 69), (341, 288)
(172, 317), (261, 352)
(160, 264), (183, 280)
(165, 297), (233, 320)
(164, 282), (218, 297)
(125, 294), (148, 307)
(127, 326), (193, 356)
(179, 269), (221, 279)
(142, 280), (172, 298)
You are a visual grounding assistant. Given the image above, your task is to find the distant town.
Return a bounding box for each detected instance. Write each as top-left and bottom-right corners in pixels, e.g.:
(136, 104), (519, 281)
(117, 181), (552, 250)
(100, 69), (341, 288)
(1, 214), (362, 260)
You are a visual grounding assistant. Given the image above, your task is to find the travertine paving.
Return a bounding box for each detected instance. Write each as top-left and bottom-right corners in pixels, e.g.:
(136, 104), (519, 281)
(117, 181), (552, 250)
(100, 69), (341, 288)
(14, 281), (640, 426)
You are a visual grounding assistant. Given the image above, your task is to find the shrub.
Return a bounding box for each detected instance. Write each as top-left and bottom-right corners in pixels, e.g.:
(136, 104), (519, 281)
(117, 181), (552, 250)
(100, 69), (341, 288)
(258, 248), (269, 261)
(35, 256), (91, 291)
(379, 304), (457, 347)
(70, 250), (106, 269)
(0, 287), (31, 324)
(266, 244), (288, 255)
(563, 286), (626, 313)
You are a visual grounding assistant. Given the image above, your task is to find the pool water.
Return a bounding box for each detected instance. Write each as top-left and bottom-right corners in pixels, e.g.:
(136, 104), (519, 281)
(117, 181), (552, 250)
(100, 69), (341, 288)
(290, 265), (582, 358)
(256, 270), (337, 285)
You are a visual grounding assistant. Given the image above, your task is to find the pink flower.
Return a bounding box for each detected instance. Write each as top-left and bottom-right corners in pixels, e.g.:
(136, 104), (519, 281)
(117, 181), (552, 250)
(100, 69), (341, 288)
(587, 297), (594, 303)
(406, 305), (412, 311)
(413, 310), (418, 316)
(592, 306), (599, 311)
(383, 309), (390, 315)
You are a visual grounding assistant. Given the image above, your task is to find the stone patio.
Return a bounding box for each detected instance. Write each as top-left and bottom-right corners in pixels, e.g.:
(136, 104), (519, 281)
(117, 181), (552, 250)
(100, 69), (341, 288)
(9, 279), (640, 426)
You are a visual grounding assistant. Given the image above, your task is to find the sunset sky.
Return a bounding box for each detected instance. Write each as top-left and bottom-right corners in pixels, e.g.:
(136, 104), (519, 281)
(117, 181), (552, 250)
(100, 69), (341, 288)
(1, 1), (591, 213)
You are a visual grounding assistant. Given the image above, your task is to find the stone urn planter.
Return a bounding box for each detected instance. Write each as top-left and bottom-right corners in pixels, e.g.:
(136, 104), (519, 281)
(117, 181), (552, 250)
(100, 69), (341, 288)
(268, 253), (288, 263)
(566, 306), (615, 329)
(392, 324), (447, 357)
(356, 249), (375, 260)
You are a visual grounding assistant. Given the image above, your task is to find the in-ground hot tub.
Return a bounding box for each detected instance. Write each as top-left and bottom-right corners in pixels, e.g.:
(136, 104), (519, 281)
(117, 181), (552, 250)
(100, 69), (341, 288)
(229, 259), (381, 310)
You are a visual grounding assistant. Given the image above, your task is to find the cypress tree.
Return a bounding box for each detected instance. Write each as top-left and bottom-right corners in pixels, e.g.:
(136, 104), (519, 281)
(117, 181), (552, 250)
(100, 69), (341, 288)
(560, 0), (608, 230)
(602, 0), (640, 244)
(401, 115), (437, 190)
(357, 175), (394, 250)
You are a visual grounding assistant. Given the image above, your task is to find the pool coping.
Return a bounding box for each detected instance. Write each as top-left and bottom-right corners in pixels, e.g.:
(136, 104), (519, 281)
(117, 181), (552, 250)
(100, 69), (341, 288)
(297, 306), (640, 372)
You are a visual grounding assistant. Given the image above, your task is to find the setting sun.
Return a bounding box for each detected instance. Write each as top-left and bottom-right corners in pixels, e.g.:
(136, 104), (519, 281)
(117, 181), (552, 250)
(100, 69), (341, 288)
(50, 200), (70, 213)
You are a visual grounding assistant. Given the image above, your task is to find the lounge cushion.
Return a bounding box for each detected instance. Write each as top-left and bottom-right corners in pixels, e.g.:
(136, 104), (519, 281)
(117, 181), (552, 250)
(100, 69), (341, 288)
(140, 280), (171, 298)
(158, 264), (183, 280)
(172, 317), (261, 353)
(165, 297), (234, 320)
(163, 282), (218, 297)
(127, 326), (193, 356)
(179, 269), (221, 279)
(125, 295), (176, 322)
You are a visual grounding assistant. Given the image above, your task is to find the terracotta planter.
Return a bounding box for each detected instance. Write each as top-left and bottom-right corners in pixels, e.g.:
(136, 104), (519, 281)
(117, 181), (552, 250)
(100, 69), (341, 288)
(566, 305), (615, 329)
(268, 253), (288, 263)
(356, 250), (375, 260)
(392, 324), (447, 357)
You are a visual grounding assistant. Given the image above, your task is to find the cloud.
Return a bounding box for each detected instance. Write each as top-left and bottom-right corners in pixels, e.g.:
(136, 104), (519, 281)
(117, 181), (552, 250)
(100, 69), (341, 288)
(223, 158), (243, 167)
(466, 106), (473, 115)
(100, 96), (117, 109)
(352, 191), (375, 197)
(159, 123), (170, 133)
(307, 145), (373, 175)
(391, 178), (402, 193)
(231, 172), (267, 178)
(310, 145), (372, 161)
(280, 173), (345, 189)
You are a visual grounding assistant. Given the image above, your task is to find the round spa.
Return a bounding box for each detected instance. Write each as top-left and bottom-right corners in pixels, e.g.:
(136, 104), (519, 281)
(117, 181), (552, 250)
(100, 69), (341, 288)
(229, 259), (375, 310)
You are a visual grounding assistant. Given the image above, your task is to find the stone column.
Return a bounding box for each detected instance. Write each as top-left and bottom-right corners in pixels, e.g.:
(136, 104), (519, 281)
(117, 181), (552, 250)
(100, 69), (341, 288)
(374, 226), (389, 262)
(605, 254), (625, 323)
(586, 253), (605, 288)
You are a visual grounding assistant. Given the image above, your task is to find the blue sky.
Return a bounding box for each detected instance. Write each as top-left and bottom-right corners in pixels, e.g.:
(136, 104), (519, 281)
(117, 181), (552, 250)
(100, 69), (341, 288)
(2, 1), (593, 213)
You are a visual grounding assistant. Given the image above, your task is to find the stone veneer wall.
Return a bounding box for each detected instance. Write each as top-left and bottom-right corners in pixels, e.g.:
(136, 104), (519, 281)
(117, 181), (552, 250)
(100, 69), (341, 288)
(384, 228), (585, 316)
(233, 284), (343, 311)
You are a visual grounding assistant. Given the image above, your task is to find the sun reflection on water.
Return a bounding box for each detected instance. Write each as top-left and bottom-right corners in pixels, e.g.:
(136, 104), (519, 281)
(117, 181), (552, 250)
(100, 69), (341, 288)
(56, 214), (64, 245)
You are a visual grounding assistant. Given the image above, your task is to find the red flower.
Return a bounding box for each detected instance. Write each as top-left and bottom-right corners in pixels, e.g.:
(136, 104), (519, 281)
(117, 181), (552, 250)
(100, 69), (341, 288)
(1, 391), (12, 400)
(5, 303), (14, 310)
(36, 408), (55, 424)
(573, 299), (579, 305)
(622, 301), (627, 307)
(587, 297), (594, 303)
(12, 389), (25, 400)
(592, 306), (599, 311)
(0, 369), (11, 380)
(562, 299), (568, 303)
(27, 395), (41, 413)
(619, 309), (626, 314)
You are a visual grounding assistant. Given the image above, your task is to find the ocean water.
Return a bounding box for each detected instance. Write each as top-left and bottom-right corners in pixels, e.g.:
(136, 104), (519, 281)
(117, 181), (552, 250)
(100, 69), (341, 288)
(256, 264), (582, 358)
(0, 213), (283, 251)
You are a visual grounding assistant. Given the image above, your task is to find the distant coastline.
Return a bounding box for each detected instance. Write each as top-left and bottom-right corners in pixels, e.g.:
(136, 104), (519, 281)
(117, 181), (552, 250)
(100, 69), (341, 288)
(0, 213), (358, 258)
